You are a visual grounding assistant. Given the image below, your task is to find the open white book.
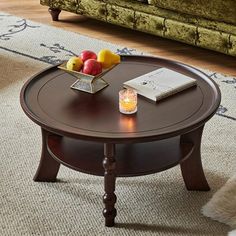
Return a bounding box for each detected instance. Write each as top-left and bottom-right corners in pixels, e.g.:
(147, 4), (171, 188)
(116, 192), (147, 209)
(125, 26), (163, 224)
(123, 68), (197, 102)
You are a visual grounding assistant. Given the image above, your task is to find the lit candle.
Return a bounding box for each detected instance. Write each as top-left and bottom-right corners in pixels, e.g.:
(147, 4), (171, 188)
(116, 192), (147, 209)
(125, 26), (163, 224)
(119, 89), (137, 114)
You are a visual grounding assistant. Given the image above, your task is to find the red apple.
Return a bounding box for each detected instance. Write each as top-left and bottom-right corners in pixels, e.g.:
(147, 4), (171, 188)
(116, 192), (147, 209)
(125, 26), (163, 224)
(82, 59), (102, 76)
(80, 50), (97, 62)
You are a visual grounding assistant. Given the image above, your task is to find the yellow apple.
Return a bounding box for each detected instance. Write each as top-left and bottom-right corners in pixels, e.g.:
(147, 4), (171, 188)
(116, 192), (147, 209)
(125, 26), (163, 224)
(66, 57), (83, 71)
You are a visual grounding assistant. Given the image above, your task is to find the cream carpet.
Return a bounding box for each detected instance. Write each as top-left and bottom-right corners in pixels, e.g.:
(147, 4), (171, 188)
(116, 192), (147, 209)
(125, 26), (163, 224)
(0, 12), (236, 236)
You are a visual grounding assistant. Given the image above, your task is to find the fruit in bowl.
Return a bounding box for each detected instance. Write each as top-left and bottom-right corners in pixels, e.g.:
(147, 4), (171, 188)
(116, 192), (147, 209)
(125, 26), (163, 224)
(66, 56), (83, 72)
(80, 50), (97, 62)
(64, 49), (120, 76)
(82, 59), (102, 76)
(97, 49), (121, 69)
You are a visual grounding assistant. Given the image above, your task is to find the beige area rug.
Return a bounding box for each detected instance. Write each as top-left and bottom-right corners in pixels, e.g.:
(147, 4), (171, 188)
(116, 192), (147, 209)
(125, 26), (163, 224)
(0, 12), (236, 236)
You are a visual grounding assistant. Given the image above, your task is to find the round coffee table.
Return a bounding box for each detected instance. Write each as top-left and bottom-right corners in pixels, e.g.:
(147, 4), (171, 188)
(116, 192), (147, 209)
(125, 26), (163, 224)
(20, 55), (221, 227)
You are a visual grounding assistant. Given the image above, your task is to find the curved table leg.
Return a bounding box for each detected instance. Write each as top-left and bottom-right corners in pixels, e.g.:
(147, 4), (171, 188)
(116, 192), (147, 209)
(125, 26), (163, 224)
(34, 128), (60, 182)
(48, 8), (61, 21)
(103, 143), (117, 227)
(180, 125), (210, 191)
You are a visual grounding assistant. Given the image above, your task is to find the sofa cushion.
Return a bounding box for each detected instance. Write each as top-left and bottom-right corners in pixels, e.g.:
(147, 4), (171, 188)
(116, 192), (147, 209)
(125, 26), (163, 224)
(148, 0), (236, 25)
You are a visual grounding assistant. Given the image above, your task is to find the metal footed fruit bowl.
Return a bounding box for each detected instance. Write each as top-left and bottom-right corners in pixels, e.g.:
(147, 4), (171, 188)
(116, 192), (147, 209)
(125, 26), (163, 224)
(58, 61), (116, 94)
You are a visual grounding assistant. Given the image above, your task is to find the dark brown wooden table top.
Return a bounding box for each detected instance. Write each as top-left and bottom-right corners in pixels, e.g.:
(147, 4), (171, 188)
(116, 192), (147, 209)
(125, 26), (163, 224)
(20, 55), (221, 143)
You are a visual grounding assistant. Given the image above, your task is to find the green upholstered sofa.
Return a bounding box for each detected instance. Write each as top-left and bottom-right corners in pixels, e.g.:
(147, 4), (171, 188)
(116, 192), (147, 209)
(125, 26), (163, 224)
(40, 0), (236, 56)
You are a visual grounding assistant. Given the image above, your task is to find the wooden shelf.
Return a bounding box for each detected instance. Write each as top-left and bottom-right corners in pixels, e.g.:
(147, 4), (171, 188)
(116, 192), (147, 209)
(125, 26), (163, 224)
(47, 135), (193, 177)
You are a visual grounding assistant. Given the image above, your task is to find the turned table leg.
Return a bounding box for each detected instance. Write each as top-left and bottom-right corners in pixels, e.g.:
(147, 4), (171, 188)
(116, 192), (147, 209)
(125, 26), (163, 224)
(180, 125), (210, 191)
(34, 128), (60, 182)
(48, 8), (61, 21)
(103, 143), (117, 227)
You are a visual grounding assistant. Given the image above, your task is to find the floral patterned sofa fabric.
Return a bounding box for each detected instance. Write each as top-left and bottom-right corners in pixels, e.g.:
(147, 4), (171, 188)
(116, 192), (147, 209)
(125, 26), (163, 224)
(148, 0), (236, 25)
(40, 0), (236, 56)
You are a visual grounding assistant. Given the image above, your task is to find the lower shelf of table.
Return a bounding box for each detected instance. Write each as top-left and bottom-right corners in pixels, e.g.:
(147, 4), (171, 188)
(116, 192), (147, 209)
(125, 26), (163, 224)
(47, 135), (193, 177)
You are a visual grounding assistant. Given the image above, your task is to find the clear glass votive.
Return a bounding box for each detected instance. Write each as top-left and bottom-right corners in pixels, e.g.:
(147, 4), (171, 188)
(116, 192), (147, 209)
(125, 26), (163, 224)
(119, 88), (137, 114)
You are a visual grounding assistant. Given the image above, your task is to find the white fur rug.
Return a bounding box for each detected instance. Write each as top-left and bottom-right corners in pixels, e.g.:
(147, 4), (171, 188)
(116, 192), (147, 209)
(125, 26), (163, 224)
(202, 175), (236, 229)
(228, 229), (236, 236)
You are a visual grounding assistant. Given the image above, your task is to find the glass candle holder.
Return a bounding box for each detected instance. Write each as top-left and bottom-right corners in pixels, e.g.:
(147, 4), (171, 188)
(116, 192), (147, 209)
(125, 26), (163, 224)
(119, 89), (137, 114)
